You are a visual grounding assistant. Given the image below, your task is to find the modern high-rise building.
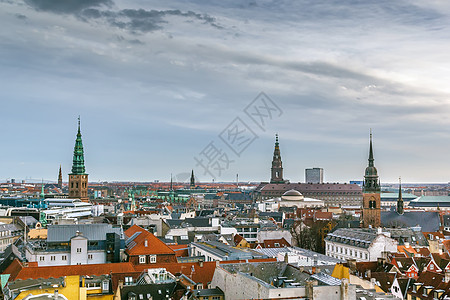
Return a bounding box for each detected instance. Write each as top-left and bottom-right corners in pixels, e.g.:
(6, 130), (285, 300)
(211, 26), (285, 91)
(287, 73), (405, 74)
(362, 132), (381, 228)
(68, 118), (88, 201)
(305, 168), (323, 184)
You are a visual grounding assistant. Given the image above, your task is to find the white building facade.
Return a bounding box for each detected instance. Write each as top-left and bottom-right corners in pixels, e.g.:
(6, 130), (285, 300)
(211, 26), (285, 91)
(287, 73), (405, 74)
(324, 228), (397, 262)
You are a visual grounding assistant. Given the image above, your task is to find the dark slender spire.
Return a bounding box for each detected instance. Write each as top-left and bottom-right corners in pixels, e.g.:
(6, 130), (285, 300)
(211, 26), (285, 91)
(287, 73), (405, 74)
(368, 129), (374, 167)
(71, 117), (86, 174)
(190, 170), (195, 188)
(170, 173), (173, 191)
(58, 165), (63, 188)
(270, 133), (285, 183)
(397, 177), (404, 215)
(363, 130), (380, 193)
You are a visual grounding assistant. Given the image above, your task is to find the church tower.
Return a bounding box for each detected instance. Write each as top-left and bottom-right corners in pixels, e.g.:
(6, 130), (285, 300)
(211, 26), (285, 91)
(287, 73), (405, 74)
(68, 117), (88, 201)
(362, 132), (381, 228)
(58, 165), (63, 188)
(397, 177), (404, 215)
(190, 170), (195, 189)
(270, 134), (286, 184)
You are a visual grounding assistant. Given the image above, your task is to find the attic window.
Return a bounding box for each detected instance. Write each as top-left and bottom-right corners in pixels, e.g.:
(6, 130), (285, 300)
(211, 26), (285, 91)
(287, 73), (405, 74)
(139, 255), (146, 264)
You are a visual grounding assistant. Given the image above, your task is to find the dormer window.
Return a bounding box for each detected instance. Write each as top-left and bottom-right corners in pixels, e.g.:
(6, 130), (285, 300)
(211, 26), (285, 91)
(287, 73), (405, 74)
(139, 255), (146, 264)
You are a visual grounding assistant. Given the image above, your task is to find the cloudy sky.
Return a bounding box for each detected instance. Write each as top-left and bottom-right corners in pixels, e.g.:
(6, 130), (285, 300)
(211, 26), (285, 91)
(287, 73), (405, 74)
(1, 0), (450, 183)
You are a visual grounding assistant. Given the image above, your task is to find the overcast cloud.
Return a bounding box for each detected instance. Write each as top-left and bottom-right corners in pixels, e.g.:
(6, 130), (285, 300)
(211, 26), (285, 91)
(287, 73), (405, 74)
(1, 0), (450, 183)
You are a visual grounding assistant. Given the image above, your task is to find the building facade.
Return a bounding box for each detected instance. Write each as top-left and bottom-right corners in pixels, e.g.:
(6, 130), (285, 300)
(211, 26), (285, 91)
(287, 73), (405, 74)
(324, 228), (397, 262)
(255, 182), (362, 206)
(25, 224), (123, 266)
(305, 168), (324, 184)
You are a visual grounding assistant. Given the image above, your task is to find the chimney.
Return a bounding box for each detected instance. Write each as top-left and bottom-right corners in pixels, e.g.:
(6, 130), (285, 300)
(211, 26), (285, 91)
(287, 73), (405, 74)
(347, 259), (357, 272)
(305, 280), (314, 299)
(370, 278), (376, 289)
(377, 257), (386, 267)
(340, 278), (349, 300)
(53, 290), (59, 300)
(199, 261), (203, 268)
(445, 270), (450, 283)
(144, 239), (148, 247)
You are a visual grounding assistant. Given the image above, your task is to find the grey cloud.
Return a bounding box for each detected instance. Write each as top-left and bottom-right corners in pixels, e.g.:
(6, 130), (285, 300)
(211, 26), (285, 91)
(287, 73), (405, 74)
(24, 0), (222, 33)
(25, 0), (113, 13)
(15, 13), (27, 19)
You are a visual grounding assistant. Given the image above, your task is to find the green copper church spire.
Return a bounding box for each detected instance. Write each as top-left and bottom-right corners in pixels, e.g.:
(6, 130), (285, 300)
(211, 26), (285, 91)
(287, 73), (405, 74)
(71, 116), (86, 174)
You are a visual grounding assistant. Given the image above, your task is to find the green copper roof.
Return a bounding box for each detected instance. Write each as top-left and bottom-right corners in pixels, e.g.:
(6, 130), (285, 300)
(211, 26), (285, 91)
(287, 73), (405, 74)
(71, 117), (86, 174)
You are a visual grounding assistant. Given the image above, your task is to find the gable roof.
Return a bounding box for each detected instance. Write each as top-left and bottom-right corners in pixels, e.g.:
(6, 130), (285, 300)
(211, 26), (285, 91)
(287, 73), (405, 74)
(371, 272), (395, 293)
(125, 225), (175, 256)
(13, 262), (136, 281)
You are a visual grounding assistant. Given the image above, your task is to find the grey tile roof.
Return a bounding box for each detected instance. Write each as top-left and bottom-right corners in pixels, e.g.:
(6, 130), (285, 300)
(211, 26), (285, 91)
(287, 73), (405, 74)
(325, 228), (377, 248)
(311, 272), (342, 286)
(47, 224), (122, 242)
(192, 241), (267, 260)
(381, 211), (440, 232)
(382, 228), (428, 246)
(253, 247), (343, 265)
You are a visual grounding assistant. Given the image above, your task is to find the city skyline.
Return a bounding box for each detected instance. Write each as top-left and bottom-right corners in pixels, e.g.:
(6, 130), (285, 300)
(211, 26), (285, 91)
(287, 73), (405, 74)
(2, 1), (450, 183)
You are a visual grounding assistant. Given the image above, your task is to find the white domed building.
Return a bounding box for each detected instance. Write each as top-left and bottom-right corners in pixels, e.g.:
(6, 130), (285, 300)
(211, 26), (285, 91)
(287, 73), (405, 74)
(279, 189), (324, 209)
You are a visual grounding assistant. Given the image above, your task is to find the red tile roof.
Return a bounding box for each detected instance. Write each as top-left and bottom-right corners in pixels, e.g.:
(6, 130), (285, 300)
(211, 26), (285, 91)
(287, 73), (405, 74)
(233, 234), (245, 245)
(13, 262), (136, 281)
(258, 238), (291, 248)
(168, 244), (189, 257)
(133, 261), (217, 288)
(125, 225), (176, 256)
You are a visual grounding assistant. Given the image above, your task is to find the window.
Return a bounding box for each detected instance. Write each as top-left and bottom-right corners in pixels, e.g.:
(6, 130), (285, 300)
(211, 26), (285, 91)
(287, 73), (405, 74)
(212, 297), (221, 300)
(51, 256), (56, 261)
(62, 255), (67, 261)
(88, 254), (93, 260)
(274, 243), (280, 247)
(139, 255), (146, 264)
(77, 248), (82, 253)
(125, 277), (133, 285)
(39, 256), (45, 261)
(150, 255), (157, 263)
